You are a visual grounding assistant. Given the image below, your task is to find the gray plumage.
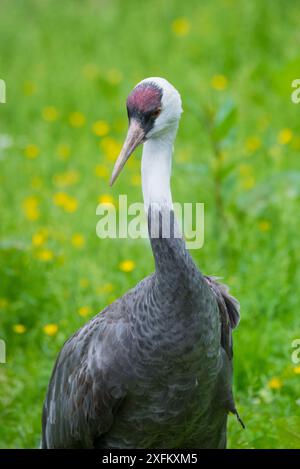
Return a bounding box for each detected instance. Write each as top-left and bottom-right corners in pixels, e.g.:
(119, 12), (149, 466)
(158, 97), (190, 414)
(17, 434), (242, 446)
(42, 210), (240, 449)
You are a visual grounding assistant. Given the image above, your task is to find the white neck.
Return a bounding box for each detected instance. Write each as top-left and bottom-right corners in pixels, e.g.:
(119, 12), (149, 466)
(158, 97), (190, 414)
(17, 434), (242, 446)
(141, 129), (176, 213)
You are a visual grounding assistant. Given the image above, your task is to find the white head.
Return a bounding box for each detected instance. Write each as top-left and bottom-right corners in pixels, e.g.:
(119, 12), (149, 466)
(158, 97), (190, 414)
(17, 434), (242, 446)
(110, 77), (182, 185)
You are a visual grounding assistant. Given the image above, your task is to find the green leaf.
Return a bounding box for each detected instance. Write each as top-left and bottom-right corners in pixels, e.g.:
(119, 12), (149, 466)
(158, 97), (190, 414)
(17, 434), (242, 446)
(212, 99), (237, 143)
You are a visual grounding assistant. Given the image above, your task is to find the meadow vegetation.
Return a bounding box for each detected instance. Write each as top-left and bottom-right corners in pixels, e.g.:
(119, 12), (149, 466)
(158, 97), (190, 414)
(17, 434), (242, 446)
(0, 0), (300, 448)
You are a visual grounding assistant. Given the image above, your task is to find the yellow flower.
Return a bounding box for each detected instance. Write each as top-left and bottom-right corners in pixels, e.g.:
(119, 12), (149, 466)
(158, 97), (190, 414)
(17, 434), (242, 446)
(24, 144), (40, 159)
(57, 143), (71, 160)
(78, 305), (91, 317)
(92, 120), (110, 137)
(79, 278), (89, 288)
(0, 298), (8, 309)
(13, 324), (26, 334)
(64, 196), (78, 213)
(119, 260), (135, 272)
(82, 63), (100, 80)
(23, 80), (37, 96)
(95, 164), (109, 178)
(37, 249), (54, 262)
(53, 192), (69, 206)
(245, 136), (261, 153)
(43, 323), (58, 336)
(32, 228), (48, 247)
(211, 74), (228, 91)
(53, 170), (80, 187)
(258, 220), (271, 232)
(22, 196), (40, 221)
(131, 174), (141, 186)
(268, 377), (282, 390)
(98, 194), (115, 205)
(53, 192), (78, 213)
(278, 128), (293, 145)
(293, 366), (300, 374)
(71, 233), (85, 248)
(42, 106), (59, 122)
(100, 137), (122, 161)
(171, 17), (191, 37)
(106, 68), (123, 85)
(69, 111), (86, 128)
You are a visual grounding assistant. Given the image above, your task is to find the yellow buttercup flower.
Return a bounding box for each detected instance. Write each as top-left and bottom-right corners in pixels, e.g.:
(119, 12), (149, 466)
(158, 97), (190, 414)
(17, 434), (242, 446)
(43, 324), (58, 336)
(53, 192), (78, 213)
(13, 324), (26, 334)
(32, 228), (48, 247)
(171, 17), (191, 37)
(22, 196), (40, 221)
(211, 74), (228, 91)
(57, 143), (71, 160)
(245, 136), (261, 153)
(78, 305), (91, 317)
(71, 233), (85, 248)
(119, 260), (135, 272)
(69, 111), (86, 128)
(37, 249), (54, 262)
(42, 106), (59, 122)
(53, 170), (80, 187)
(268, 377), (282, 390)
(92, 120), (110, 137)
(63, 196), (78, 213)
(98, 194), (115, 205)
(278, 128), (293, 145)
(53, 192), (69, 206)
(293, 366), (300, 374)
(258, 220), (271, 232)
(24, 144), (40, 159)
(95, 164), (109, 178)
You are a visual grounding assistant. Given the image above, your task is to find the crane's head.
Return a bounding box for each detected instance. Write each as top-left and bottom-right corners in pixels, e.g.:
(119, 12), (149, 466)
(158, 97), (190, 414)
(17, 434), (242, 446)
(110, 77), (182, 186)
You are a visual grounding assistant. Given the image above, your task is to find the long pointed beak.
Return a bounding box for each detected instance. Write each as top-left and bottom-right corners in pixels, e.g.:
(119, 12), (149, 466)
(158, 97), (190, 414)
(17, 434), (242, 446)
(110, 120), (145, 186)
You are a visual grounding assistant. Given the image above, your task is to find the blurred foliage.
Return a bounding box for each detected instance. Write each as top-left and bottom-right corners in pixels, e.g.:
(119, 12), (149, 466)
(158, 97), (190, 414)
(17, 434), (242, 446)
(0, 0), (300, 448)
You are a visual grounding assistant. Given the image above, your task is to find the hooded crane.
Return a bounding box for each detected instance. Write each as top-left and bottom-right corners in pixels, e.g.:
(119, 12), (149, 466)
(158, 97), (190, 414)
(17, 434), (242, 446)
(42, 77), (242, 449)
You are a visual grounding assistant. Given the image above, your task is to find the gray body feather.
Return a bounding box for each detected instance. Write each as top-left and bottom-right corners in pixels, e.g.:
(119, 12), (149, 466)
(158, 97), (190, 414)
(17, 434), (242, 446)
(42, 210), (240, 448)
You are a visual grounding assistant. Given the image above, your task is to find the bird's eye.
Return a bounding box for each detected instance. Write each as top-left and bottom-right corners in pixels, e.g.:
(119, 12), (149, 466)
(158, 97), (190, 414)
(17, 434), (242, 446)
(152, 108), (161, 118)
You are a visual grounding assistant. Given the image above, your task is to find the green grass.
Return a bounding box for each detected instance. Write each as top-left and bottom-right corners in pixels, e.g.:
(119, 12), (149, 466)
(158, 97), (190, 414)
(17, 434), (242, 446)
(0, 0), (300, 449)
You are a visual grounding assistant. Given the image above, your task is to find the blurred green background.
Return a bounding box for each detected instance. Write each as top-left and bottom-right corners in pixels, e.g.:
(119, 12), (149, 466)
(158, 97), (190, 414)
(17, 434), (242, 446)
(0, 0), (300, 449)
